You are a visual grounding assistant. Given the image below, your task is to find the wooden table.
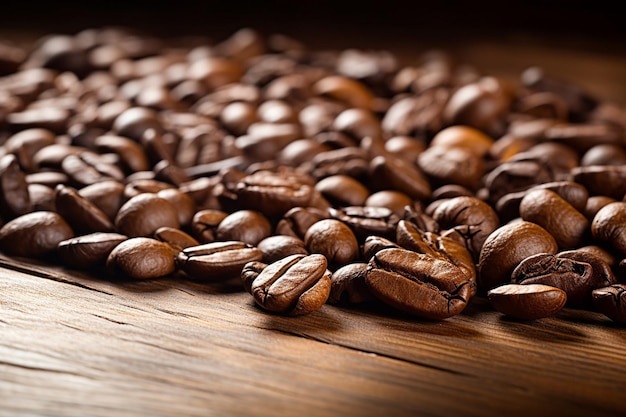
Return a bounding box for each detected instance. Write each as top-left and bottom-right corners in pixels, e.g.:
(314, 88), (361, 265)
(1, 14), (626, 417)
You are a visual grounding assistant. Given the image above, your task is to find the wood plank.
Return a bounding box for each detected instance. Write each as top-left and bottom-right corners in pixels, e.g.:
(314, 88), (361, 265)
(2, 256), (625, 417)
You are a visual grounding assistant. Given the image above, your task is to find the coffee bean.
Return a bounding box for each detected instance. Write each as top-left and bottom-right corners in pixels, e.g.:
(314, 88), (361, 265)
(153, 226), (199, 252)
(304, 219), (359, 268)
(245, 253), (331, 316)
(215, 209), (272, 246)
(106, 237), (176, 279)
(0, 153), (32, 219)
(591, 284), (626, 324)
(328, 262), (373, 305)
(177, 241), (263, 281)
(487, 283), (567, 320)
(55, 184), (115, 234)
(591, 202), (626, 255)
(478, 221), (558, 291)
(256, 235), (308, 264)
(0, 211), (74, 257)
(115, 193), (180, 237)
(58, 232), (128, 269)
(365, 248), (471, 320)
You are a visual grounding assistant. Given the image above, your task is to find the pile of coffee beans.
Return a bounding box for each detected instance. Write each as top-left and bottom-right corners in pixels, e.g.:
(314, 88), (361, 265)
(1, 27), (625, 324)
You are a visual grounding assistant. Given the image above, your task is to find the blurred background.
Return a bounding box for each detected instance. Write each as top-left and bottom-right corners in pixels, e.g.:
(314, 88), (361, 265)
(1, 0), (625, 101)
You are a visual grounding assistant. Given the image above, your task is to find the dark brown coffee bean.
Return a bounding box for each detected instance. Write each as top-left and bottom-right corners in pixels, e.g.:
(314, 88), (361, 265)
(581, 144), (626, 167)
(257, 100), (297, 124)
(274, 206), (330, 239)
(177, 241), (263, 281)
(369, 155), (431, 200)
(115, 193), (180, 237)
(229, 169), (314, 218)
(332, 108), (382, 142)
(304, 219), (359, 268)
(245, 253), (332, 316)
(0, 211), (73, 257)
(313, 75), (376, 110)
(484, 160), (554, 205)
(365, 190), (413, 217)
(584, 195), (616, 220)
(431, 196), (500, 261)
(511, 253), (595, 308)
(328, 262), (374, 305)
(153, 226), (199, 252)
(156, 188), (196, 228)
(61, 152), (125, 188)
(257, 235), (308, 264)
(571, 165), (626, 200)
(7, 107), (70, 134)
(3, 128), (56, 173)
(77, 180), (126, 221)
(0, 154), (32, 219)
(112, 107), (163, 141)
(365, 248), (471, 320)
(487, 283), (567, 320)
(216, 209), (272, 246)
(28, 183), (56, 212)
(591, 202), (626, 255)
(519, 189), (589, 249)
(190, 209), (229, 243)
(396, 220), (477, 295)
(362, 235), (401, 261)
(304, 147), (370, 181)
(592, 284), (626, 325)
(544, 123), (623, 152)
(381, 90), (448, 138)
(93, 134), (150, 173)
(57, 232), (128, 269)
(329, 206), (399, 243)
(478, 221), (558, 291)
(106, 237), (176, 279)
(55, 184), (115, 234)
(557, 249), (617, 290)
(315, 175), (370, 207)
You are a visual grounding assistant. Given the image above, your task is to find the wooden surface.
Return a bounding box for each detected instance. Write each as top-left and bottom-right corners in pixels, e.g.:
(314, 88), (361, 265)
(2, 252), (626, 417)
(2, 13), (626, 417)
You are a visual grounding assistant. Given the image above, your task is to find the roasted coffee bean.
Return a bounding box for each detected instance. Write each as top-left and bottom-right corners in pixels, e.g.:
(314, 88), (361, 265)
(57, 232), (128, 269)
(519, 188), (589, 249)
(177, 240), (263, 280)
(369, 155), (431, 201)
(487, 283), (567, 320)
(190, 209), (229, 243)
(93, 134), (150, 173)
(256, 235), (308, 264)
(106, 237), (176, 279)
(383, 136), (427, 163)
(313, 75), (376, 110)
(0, 211), (74, 257)
(431, 196), (500, 260)
(61, 152), (125, 188)
(244, 253), (332, 316)
(484, 160), (553, 205)
(315, 174), (370, 208)
(115, 193), (180, 237)
(511, 253), (595, 308)
(581, 144), (626, 167)
(417, 146), (485, 190)
(274, 206), (329, 240)
(304, 219), (360, 268)
(229, 169), (314, 218)
(362, 235), (401, 260)
(112, 106), (163, 141)
(584, 196), (616, 221)
(329, 206), (399, 243)
(304, 147), (371, 181)
(557, 249), (616, 290)
(365, 248), (471, 320)
(571, 165), (626, 200)
(592, 284), (626, 325)
(156, 188), (196, 228)
(28, 183), (56, 212)
(398, 219), (475, 280)
(478, 221), (558, 291)
(77, 180), (126, 221)
(3, 128), (56, 173)
(591, 202), (626, 255)
(153, 226), (199, 252)
(0, 154), (32, 219)
(55, 184), (115, 234)
(328, 262), (373, 305)
(364, 190), (413, 217)
(215, 209), (272, 246)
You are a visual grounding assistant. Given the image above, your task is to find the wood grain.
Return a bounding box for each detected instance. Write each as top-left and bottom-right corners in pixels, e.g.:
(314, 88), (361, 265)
(1, 255), (625, 417)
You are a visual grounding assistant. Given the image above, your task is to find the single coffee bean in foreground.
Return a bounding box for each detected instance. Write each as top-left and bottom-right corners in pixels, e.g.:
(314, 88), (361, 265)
(365, 248), (472, 320)
(487, 283), (567, 320)
(243, 253), (332, 316)
(591, 284), (626, 324)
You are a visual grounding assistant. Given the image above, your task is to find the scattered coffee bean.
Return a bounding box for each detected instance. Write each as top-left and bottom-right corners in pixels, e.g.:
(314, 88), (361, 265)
(487, 283), (567, 320)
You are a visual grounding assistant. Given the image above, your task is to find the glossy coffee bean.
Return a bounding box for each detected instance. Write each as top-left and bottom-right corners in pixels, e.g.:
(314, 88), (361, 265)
(591, 202), (626, 255)
(55, 184), (115, 234)
(487, 283), (567, 320)
(328, 262), (374, 305)
(304, 219), (359, 268)
(478, 221), (558, 291)
(592, 284), (626, 325)
(115, 193), (180, 237)
(244, 253), (332, 316)
(256, 235), (308, 264)
(58, 232), (128, 269)
(177, 241), (263, 281)
(365, 248), (471, 320)
(106, 237), (176, 279)
(215, 210), (272, 246)
(0, 211), (74, 257)
(153, 226), (199, 252)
